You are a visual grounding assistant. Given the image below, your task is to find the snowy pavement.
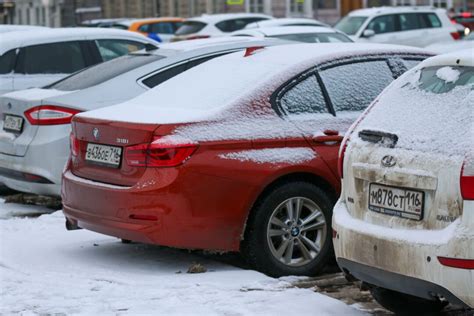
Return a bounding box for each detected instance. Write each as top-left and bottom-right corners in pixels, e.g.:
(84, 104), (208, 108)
(0, 199), (366, 315)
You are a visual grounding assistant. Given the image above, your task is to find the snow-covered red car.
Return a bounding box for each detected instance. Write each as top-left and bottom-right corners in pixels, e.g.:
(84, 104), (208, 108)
(333, 49), (473, 313)
(62, 43), (430, 277)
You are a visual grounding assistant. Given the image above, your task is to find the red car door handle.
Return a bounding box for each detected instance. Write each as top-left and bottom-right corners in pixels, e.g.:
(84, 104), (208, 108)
(313, 135), (344, 144)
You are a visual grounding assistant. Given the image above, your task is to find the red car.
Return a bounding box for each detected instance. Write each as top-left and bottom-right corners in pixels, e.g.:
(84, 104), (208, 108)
(452, 12), (474, 31)
(63, 43), (430, 277)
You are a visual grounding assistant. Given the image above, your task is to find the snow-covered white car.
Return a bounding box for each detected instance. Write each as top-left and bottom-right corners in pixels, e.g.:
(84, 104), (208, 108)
(333, 49), (473, 313)
(426, 32), (474, 54)
(0, 37), (287, 196)
(335, 6), (458, 47)
(0, 28), (159, 95)
(232, 26), (353, 43)
(244, 18), (328, 29)
(171, 13), (272, 41)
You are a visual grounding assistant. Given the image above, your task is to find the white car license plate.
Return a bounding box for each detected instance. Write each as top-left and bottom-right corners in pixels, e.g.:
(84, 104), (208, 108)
(3, 115), (24, 132)
(368, 183), (424, 220)
(85, 143), (122, 168)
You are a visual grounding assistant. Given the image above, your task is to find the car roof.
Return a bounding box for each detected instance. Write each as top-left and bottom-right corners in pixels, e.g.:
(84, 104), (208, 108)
(245, 18), (328, 28)
(348, 6), (445, 17)
(129, 17), (183, 24)
(233, 26), (339, 37)
(420, 48), (474, 68)
(0, 27), (155, 55)
(186, 13), (272, 24)
(158, 36), (283, 51)
(79, 43), (430, 124)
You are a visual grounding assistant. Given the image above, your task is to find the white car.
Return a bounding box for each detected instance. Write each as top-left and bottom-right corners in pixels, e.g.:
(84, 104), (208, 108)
(232, 26), (352, 43)
(333, 49), (473, 313)
(0, 37), (287, 196)
(171, 13), (272, 41)
(335, 6), (458, 47)
(426, 32), (474, 53)
(244, 18), (328, 29)
(0, 28), (159, 95)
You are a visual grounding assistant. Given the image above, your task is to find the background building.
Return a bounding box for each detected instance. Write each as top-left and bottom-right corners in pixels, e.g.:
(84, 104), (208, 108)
(3, 0), (472, 27)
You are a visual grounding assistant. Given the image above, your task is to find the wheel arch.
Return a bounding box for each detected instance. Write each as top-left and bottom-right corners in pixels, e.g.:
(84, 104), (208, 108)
(240, 171), (338, 247)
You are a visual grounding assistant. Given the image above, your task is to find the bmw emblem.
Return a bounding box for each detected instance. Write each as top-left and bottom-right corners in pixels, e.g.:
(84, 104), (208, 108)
(92, 128), (100, 141)
(381, 155), (396, 168)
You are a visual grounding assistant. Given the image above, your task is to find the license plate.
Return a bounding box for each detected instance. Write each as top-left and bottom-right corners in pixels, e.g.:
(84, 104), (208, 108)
(3, 115), (24, 133)
(368, 183), (424, 220)
(85, 143), (122, 168)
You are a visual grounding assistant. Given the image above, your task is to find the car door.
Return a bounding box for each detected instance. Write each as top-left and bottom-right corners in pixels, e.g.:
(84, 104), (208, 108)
(12, 41), (90, 91)
(397, 13), (424, 47)
(362, 14), (399, 44)
(0, 49), (17, 95)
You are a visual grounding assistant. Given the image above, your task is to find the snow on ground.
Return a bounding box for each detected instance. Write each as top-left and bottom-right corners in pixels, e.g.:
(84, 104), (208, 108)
(0, 201), (366, 315)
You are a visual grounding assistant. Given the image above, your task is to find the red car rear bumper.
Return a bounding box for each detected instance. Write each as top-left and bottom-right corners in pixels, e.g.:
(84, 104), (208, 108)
(62, 169), (257, 251)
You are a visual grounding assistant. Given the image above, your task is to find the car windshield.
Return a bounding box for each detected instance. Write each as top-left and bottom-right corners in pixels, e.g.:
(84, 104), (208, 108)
(175, 21), (207, 35)
(415, 66), (474, 94)
(270, 32), (352, 43)
(48, 54), (165, 91)
(334, 16), (367, 35)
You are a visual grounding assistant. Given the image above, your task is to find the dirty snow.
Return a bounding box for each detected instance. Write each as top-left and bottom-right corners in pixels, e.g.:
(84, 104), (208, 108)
(436, 66), (460, 83)
(220, 148), (316, 164)
(0, 201), (365, 315)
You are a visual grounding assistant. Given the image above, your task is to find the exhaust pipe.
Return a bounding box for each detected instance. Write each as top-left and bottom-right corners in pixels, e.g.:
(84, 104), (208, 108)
(65, 218), (81, 231)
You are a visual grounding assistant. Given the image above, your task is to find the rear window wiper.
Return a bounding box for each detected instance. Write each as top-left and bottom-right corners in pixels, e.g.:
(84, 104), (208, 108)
(358, 130), (398, 148)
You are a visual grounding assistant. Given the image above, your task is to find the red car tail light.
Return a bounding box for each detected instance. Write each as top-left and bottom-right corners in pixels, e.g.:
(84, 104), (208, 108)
(125, 136), (198, 168)
(25, 106), (81, 125)
(461, 161), (474, 200)
(69, 132), (79, 157)
(438, 256), (474, 269)
(450, 32), (461, 40)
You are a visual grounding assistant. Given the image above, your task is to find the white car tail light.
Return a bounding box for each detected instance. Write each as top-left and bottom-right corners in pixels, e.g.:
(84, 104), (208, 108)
(25, 106), (81, 125)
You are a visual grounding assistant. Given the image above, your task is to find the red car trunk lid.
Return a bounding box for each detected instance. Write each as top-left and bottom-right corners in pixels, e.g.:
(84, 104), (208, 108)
(71, 117), (159, 186)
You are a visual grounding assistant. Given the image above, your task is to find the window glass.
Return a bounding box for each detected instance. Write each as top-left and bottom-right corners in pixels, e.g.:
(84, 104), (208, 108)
(18, 41), (86, 74)
(142, 63), (187, 88)
(96, 39), (145, 61)
(150, 22), (175, 34)
(403, 59), (423, 70)
(0, 49), (16, 74)
(399, 13), (420, 31)
(271, 33), (352, 43)
(175, 21), (206, 35)
(320, 60), (394, 112)
(334, 16), (368, 35)
(216, 18), (267, 32)
(367, 15), (396, 34)
(426, 13), (442, 28)
(49, 54), (164, 91)
(280, 75), (328, 115)
(416, 66), (474, 94)
(138, 24), (150, 32)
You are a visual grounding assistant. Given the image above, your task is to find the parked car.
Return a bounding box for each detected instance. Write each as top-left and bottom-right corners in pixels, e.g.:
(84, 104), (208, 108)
(451, 12), (474, 32)
(232, 26), (353, 43)
(79, 18), (131, 28)
(426, 32), (474, 53)
(124, 17), (184, 43)
(171, 13), (272, 41)
(0, 37), (288, 197)
(332, 49), (473, 313)
(0, 28), (158, 95)
(0, 25), (48, 33)
(244, 18), (328, 29)
(335, 6), (459, 47)
(62, 43), (431, 277)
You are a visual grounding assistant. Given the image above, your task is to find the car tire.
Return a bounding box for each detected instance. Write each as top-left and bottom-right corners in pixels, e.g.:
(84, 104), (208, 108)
(370, 286), (448, 315)
(242, 181), (334, 277)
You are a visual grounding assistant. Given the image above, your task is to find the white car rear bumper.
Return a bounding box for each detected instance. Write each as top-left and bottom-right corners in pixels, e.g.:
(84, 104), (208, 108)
(333, 198), (473, 308)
